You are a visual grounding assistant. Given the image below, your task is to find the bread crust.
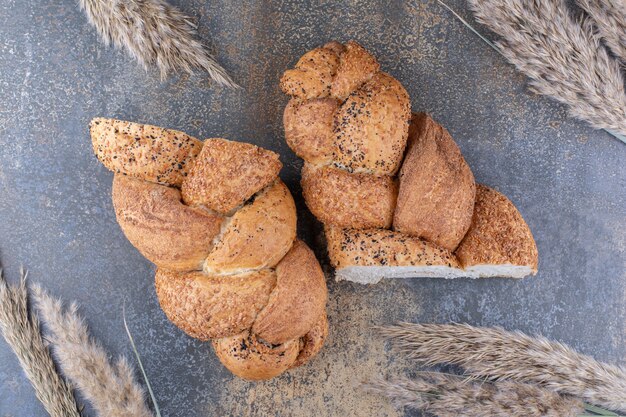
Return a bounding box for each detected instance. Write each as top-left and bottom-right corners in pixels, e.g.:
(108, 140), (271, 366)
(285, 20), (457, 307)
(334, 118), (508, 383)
(455, 185), (539, 272)
(281, 42), (537, 281)
(252, 240), (328, 345)
(155, 269), (276, 340)
(90, 117), (202, 186)
(291, 311), (329, 368)
(330, 40), (380, 101)
(301, 163), (397, 229)
(333, 72), (411, 175)
(97, 118), (330, 380)
(393, 113), (476, 251)
(283, 97), (338, 165)
(112, 174), (222, 271)
(204, 180), (297, 274)
(212, 331), (302, 381)
(325, 226), (460, 269)
(279, 46), (341, 100)
(181, 138), (282, 214)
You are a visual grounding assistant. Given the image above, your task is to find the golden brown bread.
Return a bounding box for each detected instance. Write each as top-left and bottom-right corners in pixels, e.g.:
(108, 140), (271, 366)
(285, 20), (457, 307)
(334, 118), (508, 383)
(301, 163), (397, 229)
(283, 98), (337, 165)
(181, 138), (282, 214)
(213, 311), (329, 379)
(155, 269), (276, 340)
(393, 113), (476, 251)
(212, 331), (302, 381)
(112, 174), (223, 271)
(456, 185), (539, 273)
(90, 118), (202, 186)
(92, 118), (328, 380)
(333, 72), (411, 175)
(281, 42), (538, 282)
(280, 45), (341, 100)
(204, 180), (296, 274)
(292, 312), (329, 368)
(252, 240), (327, 344)
(325, 226), (460, 270)
(331, 40), (380, 101)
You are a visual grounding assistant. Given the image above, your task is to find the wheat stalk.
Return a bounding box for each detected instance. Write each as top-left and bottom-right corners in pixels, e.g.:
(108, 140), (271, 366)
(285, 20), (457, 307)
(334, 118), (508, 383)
(32, 285), (154, 417)
(379, 323), (626, 412)
(363, 373), (584, 417)
(460, 0), (626, 142)
(79, 0), (238, 88)
(577, 0), (626, 64)
(0, 268), (80, 417)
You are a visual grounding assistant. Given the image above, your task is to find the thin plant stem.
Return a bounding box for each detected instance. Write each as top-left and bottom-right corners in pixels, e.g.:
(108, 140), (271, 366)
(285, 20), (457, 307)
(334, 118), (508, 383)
(123, 306), (161, 417)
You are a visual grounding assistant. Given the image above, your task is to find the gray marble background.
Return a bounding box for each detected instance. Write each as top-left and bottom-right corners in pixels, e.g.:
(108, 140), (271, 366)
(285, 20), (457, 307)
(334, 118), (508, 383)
(0, 0), (624, 416)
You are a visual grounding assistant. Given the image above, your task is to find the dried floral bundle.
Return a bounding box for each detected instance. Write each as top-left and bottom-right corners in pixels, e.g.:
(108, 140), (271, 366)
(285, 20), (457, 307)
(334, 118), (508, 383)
(463, 0), (626, 141)
(363, 373), (584, 417)
(379, 323), (626, 412)
(577, 0), (626, 64)
(33, 285), (154, 417)
(79, 0), (238, 88)
(0, 269), (80, 416)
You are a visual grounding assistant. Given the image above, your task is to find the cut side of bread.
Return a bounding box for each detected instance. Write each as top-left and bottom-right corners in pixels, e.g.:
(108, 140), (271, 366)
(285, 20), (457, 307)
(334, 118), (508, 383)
(326, 184), (538, 284)
(281, 41), (539, 283)
(326, 226), (463, 284)
(456, 185), (539, 274)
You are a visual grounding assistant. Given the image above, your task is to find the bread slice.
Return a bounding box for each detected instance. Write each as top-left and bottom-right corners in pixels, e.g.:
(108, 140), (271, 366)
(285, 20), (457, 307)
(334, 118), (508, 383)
(326, 226), (464, 284)
(326, 184), (538, 284)
(456, 185), (539, 278)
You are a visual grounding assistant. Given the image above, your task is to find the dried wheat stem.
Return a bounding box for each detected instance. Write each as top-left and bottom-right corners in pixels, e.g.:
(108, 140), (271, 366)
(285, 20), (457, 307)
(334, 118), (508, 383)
(0, 269), (80, 417)
(363, 373), (584, 417)
(467, 0), (626, 138)
(577, 0), (626, 64)
(79, 0), (238, 88)
(379, 323), (626, 411)
(32, 285), (153, 417)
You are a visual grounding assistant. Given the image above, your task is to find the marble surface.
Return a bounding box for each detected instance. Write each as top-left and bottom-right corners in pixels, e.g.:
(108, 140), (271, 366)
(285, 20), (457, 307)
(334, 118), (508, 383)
(0, 0), (624, 415)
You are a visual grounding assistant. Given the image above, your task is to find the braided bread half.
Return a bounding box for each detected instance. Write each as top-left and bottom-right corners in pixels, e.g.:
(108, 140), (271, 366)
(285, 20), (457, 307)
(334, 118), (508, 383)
(281, 41), (538, 284)
(91, 118), (328, 380)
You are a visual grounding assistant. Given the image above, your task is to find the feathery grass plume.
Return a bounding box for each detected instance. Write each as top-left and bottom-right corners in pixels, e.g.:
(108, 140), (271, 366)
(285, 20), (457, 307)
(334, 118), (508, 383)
(79, 0), (238, 88)
(379, 323), (626, 412)
(363, 373), (584, 417)
(464, 0), (626, 141)
(577, 0), (626, 64)
(0, 268), (80, 416)
(32, 285), (154, 417)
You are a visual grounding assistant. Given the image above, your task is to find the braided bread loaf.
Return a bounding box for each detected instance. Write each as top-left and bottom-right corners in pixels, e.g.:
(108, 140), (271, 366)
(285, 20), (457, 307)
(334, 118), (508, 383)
(280, 41), (538, 284)
(90, 118), (328, 380)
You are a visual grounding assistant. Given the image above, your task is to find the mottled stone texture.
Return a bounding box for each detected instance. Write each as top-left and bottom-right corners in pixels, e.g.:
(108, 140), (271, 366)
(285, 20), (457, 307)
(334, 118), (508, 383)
(0, 0), (624, 416)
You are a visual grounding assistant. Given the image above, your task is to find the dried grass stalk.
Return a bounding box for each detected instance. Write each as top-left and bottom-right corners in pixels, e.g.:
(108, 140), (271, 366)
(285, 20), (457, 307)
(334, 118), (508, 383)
(467, 0), (626, 138)
(0, 269), (80, 416)
(32, 285), (153, 417)
(577, 0), (626, 64)
(79, 0), (238, 88)
(379, 323), (626, 411)
(363, 373), (583, 417)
